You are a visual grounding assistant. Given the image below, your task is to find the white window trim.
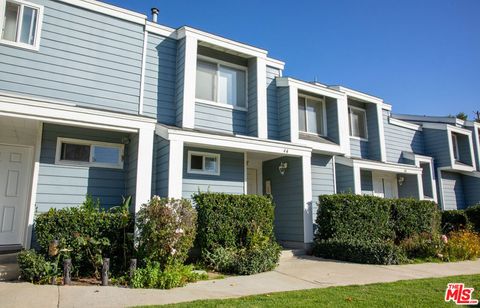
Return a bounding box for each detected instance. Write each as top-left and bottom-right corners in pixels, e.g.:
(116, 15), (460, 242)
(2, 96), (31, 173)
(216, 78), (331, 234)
(0, 0), (44, 51)
(348, 105), (368, 140)
(195, 55), (248, 111)
(187, 150), (221, 176)
(298, 93), (328, 137)
(55, 137), (124, 169)
(451, 133), (460, 161)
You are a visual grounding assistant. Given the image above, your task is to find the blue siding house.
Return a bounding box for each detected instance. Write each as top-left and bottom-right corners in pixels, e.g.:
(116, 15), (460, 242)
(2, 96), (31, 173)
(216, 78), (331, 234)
(0, 0), (478, 252)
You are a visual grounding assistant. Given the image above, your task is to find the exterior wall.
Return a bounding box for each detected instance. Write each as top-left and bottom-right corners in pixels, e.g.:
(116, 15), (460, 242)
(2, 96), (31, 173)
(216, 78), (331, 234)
(441, 171), (465, 210)
(125, 133), (138, 204)
(263, 156), (304, 243)
(175, 38), (186, 126)
(182, 147), (244, 199)
(194, 102), (247, 135)
(326, 98), (339, 144)
(143, 33), (177, 124)
(462, 174), (480, 208)
(335, 163), (354, 193)
(266, 66), (281, 140)
(36, 124), (129, 212)
(398, 174), (419, 199)
(0, 0), (144, 114)
(384, 111), (424, 163)
(424, 128), (451, 168)
(360, 170), (373, 194)
(247, 58), (258, 137)
(311, 154), (335, 227)
(350, 138), (369, 158)
(277, 87), (291, 141)
(366, 104), (382, 161)
(152, 136), (170, 198)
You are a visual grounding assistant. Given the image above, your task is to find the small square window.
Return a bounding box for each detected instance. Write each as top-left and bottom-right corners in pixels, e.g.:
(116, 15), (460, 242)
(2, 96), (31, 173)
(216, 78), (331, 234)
(93, 146), (120, 164)
(60, 143), (90, 162)
(190, 155), (203, 170)
(188, 151), (220, 175)
(1, 0), (43, 50)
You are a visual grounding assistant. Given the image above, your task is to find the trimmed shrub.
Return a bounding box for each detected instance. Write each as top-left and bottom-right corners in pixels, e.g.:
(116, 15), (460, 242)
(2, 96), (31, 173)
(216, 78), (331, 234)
(131, 262), (207, 289)
(441, 210), (469, 233)
(465, 204), (480, 232)
(194, 193), (280, 275)
(315, 194), (394, 242)
(399, 232), (444, 259)
(443, 230), (480, 261)
(34, 197), (133, 277)
(313, 239), (406, 265)
(17, 250), (57, 284)
(136, 197), (197, 266)
(391, 199), (440, 241)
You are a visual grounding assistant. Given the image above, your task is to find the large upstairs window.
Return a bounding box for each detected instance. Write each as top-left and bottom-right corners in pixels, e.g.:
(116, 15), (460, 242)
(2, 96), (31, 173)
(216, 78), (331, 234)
(1, 0), (43, 50)
(349, 106), (368, 139)
(195, 57), (247, 109)
(298, 95), (326, 136)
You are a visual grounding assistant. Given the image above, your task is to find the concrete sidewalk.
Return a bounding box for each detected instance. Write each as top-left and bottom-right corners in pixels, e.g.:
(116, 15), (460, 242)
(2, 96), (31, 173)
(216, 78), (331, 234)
(1, 256), (479, 308)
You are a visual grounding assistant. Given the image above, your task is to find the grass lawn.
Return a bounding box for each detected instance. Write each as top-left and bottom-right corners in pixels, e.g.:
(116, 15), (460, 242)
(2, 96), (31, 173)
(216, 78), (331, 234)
(146, 274), (480, 308)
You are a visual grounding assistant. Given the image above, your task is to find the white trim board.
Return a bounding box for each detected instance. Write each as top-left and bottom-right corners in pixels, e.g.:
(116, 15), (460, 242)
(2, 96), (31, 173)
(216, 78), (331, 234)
(389, 117), (423, 131)
(330, 86), (384, 105)
(336, 156), (422, 175)
(276, 77), (345, 99)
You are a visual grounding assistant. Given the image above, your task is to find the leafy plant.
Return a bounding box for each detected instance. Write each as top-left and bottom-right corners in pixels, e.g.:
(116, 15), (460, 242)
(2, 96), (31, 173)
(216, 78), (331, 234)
(399, 232), (444, 259)
(465, 204), (480, 232)
(443, 230), (480, 261)
(131, 262), (207, 289)
(441, 210), (469, 233)
(17, 250), (57, 284)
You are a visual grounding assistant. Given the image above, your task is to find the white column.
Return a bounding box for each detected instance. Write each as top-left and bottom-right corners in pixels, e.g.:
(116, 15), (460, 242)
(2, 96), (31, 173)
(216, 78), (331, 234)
(337, 94), (351, 156)
(377, 104), (387, 162)
(168, 139), (184, 198)
(256, 57), (268, 139)
(134, 127), (154, 214)
(417, 173), (424, 200)
(353, 165), (362, 195)
(181, 35), (198, 129)
(289, 86), (299, 143)
(302, 154), (313, 244)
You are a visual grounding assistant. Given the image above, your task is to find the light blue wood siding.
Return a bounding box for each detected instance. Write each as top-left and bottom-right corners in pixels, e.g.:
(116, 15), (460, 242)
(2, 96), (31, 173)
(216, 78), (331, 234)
(182, 147), (244, 199)
(441, 171), (465, 210)
(326, 98), (339, 143)
(263, 156), (304, 243)
(194, 102), (247, 135)
(267, 66), (281, 140)
(335, 163), (354, 193)
(0, 0), (144, 114)
(311, 154), (335, 226)
(424, 129), (451, 168)
(36, 124), (129, 212)
(152, 136), (170, 198)
(125, 133), (138, 204)
(350, 138), (369, 158)
(143, 33), (177, 124)
(462, 174), (480, 208)
(175, 38), (186, 126)
(398, 174), (419, 199)
(277, 87), (291, 141)
(384, 111), (425, 163)
(360, 170), (373, 195)
(247, 58), (258, 136)
(366, 104), (382, 161)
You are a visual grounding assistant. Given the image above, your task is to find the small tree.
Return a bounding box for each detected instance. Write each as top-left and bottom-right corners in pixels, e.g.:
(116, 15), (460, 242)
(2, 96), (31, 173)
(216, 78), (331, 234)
(456, 112), (468, 121)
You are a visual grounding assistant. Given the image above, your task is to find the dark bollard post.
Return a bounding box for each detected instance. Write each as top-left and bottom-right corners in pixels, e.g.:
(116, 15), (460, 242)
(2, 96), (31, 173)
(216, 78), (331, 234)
(102, 258), (110, 286)
(63, 259), (72, 285)
(129, 259), (137, 280)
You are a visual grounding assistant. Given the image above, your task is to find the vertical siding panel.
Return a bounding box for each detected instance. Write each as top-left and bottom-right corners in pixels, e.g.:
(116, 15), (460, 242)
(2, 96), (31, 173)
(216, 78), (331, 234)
(266, 66), (281, 140)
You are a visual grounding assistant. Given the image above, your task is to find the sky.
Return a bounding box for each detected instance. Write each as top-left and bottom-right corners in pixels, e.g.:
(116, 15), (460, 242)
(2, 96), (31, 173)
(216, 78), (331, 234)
(103, 0), (480, 118)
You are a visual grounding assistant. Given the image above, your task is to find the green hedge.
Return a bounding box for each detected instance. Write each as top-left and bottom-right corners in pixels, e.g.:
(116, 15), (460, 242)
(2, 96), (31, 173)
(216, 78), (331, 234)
(193, 193), (280, 275)
(466, 204), (480, 232)
(391, 199), (440, 241)
(441, 210), (469, 233)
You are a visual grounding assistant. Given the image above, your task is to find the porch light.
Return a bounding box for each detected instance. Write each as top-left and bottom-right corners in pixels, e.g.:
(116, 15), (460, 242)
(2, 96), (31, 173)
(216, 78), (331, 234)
(278, 162), (288, 176)
(398, 175), (405, 186)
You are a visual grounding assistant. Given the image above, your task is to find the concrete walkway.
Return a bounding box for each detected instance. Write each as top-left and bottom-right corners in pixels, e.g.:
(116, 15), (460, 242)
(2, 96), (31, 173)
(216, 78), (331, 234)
(1, 256), (479, 308)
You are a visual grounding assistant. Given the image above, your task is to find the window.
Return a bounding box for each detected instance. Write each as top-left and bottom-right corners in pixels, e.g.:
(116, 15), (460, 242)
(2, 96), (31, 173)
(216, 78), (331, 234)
(56, 138), (124, 169)
(1, 0), (43, 50)
(349, 106), (368, 139)
(451, 133), (460, 161)
(195, 58), (247, 109)
(187, 151), (220, 175)
(298, 95), (326, 135)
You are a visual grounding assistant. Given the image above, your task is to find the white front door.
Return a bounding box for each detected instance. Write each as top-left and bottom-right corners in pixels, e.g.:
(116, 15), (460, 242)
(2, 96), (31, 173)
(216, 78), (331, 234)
(373, 172), (398, 199)
(0, 144), (32, 246)
(247, 168), (257, 195)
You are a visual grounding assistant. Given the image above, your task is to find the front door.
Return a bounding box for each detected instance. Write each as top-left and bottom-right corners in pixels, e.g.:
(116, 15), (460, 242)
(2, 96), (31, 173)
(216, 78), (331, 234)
(247, 168), (257, 195)
(373, 172), (398, 199)
(0, 144), (32, 246)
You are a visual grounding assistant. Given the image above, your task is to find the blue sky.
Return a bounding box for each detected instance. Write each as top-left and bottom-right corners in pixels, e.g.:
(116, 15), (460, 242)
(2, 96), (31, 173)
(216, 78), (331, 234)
(103, 0), (480, 118)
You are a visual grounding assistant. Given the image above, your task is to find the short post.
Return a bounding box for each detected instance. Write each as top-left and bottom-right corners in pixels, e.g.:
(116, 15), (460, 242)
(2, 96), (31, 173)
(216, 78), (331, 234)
(101, 258), (110, 286)
(63, 259), (71, 285)
(129, 258), (137, 287)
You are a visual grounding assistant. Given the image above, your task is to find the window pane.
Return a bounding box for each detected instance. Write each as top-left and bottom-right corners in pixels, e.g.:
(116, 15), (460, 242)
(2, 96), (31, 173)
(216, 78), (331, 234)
(307, 99), (323, 134)
(196, 60), (216, 101)
(93, 146), (120, 164)
(204, 156), (217, 172)
(236, 69), (246, 107)
(452, 134), (459, 160)
(298, 97), (306, 132)
(2, 2), (19, 42)
(350, 109), (366, 138)
(19, 6), (37, 45)
(61, 143), (90, 162)
(218, 66), (236, 105)
(190, 155), (203, 170)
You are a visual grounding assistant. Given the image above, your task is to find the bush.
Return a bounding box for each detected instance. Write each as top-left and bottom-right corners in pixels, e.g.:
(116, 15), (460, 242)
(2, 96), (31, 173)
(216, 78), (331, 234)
(136, 197), (197, 266)
(441, 210), (469, 233)
(17, 250), (57, 284)
(131, 262), (207, 289)
(313, 239), (406, 265)
(34, 196), (133, 277)
(465, 204), (480, 232)
(391, 199), (440, 241)
(315, 194), (394, 242)
(399, 232), (444, 259)
(194, 193), (280, 274)
(443, 230), (480, 261)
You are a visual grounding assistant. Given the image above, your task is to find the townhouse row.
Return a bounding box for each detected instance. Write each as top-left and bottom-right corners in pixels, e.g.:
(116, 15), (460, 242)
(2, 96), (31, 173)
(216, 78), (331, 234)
(0, 0), (479, 250)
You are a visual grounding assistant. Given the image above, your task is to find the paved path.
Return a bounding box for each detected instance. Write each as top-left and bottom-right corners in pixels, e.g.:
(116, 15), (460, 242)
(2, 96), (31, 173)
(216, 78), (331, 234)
(1, 256), (479, 308)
